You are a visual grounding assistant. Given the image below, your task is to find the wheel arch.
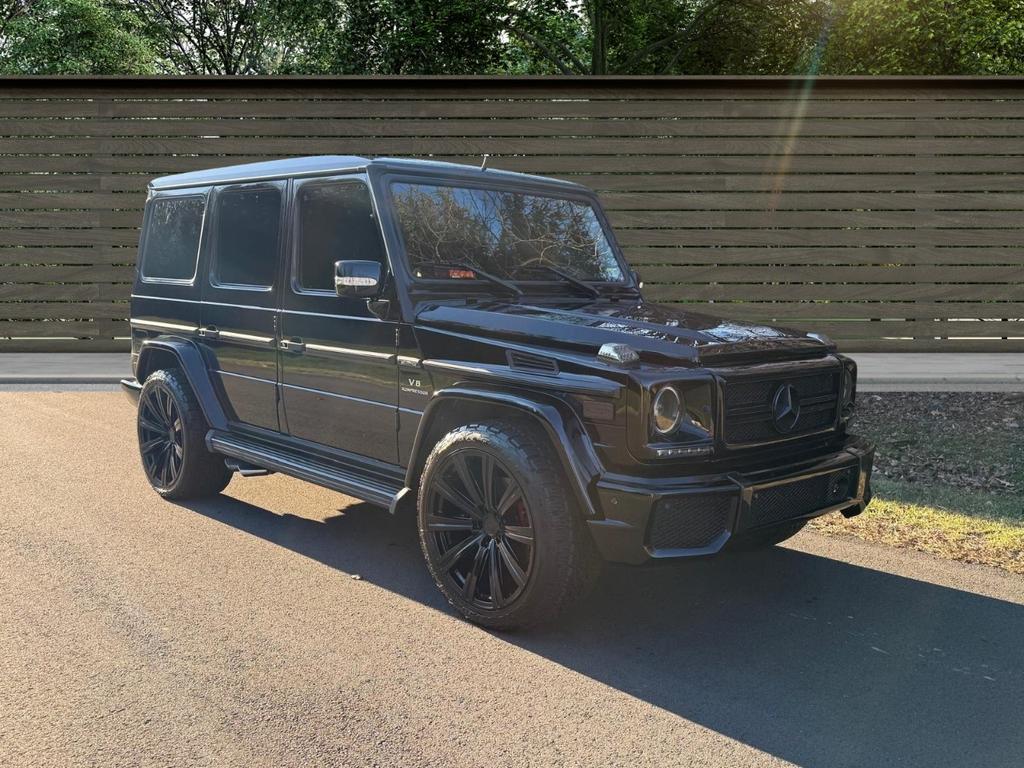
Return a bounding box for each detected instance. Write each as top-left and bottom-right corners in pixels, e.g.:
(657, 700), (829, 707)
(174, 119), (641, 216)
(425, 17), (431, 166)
(405, 387), (603, 519)
(136, 338), (228, 431)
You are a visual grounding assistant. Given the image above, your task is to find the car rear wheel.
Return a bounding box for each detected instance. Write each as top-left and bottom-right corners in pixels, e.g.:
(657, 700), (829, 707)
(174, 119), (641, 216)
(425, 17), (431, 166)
(417, 421), (600, 630)
(137, 368), (232, 500)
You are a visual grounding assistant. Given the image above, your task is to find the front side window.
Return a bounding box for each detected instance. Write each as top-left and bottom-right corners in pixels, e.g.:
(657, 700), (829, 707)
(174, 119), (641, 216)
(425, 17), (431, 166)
(389, 182), (626, 284)
(140, 195), (205, 281)
(212, 185), (282, 289)
(295, 180), (386, 293)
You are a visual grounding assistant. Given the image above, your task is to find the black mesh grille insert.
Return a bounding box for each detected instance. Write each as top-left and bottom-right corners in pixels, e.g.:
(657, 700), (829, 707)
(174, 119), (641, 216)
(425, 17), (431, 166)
(649, 494), (734, 550)
(723, 369), (840, 446)
(727, 407), (835, 444)
(749, 467), (858, 527)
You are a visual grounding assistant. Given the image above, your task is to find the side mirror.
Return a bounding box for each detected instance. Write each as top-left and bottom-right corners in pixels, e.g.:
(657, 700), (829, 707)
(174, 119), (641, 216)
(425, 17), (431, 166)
(630, 268), (643, 289)
(334, 260), (383, 299)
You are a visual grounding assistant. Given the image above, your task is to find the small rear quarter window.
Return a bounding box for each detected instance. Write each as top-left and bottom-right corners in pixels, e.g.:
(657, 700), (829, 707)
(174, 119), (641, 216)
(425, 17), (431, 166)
(140, 195), (206, 282)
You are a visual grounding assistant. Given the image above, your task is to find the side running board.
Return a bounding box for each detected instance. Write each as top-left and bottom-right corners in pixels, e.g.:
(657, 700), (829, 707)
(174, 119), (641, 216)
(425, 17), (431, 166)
(206, 430), (404, 509)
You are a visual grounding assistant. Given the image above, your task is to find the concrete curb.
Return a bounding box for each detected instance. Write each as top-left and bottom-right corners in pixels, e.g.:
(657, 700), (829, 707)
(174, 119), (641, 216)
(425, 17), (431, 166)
(852, 353), (1024, 392)
(857, 381), (1023, 393)
(0, 354), (129, 385)
(0, 376), (125, 384)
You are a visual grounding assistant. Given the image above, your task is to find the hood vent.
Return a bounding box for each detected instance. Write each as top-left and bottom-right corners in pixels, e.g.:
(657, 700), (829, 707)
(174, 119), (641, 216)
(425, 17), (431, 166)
(507, 350), (559, 376)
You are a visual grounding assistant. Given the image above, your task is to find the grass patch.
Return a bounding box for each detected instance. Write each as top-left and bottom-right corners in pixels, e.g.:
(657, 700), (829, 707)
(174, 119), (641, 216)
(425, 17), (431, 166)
(811, 479), (1024, 574)
(809, 393), (1023, 574)
(853, 392), (1023, 494)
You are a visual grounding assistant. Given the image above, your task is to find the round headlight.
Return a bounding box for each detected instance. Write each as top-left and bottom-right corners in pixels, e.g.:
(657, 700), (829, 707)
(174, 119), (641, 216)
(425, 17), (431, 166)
(652, 385), (683, 436)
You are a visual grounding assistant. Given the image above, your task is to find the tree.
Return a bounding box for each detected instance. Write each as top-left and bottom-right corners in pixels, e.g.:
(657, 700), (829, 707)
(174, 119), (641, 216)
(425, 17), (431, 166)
(125, 0), (271, 74)
(0, 0), (156, 74)
(664, 0), (832, 74)
(124, 0), (340, 74)
(4, 0), (1023, 76)
(271, 0), (348, 74)
(821, 0), (1024, 74)
(504, 0), (828, 75)
(0, 1), (32, 37)
(329, 0), (508, 75)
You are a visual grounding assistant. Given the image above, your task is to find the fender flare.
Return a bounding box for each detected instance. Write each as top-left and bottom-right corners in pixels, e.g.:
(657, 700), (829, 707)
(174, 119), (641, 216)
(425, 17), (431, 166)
(135, 338), (228, 431)
(405, 386), (605, 518)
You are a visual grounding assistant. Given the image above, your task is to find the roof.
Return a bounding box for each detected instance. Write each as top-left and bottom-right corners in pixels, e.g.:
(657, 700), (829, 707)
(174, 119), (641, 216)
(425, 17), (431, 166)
(149, 155), (583, 192)
(149, 155), (369, 190)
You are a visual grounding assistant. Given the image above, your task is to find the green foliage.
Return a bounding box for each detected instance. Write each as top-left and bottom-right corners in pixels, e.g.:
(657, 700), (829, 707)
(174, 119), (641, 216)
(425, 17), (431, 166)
(632, 0), (832, 75)
(270, 0), (348, 74)
(703, 0), (835, 74)
(504, 0), (833, 75)
(821, 0), (1024, 74)
(502, 0), (587, 74)
(0, 0), (1022, 75)
(124, 0), (300, 74)
(328, 0), (509, 74)
(0, 0), (156, 74)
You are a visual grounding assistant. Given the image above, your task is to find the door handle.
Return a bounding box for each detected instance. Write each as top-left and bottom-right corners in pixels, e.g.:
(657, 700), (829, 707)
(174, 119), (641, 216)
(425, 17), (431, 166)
(198, 325), (220, 339)
(280, 337), (305, 354)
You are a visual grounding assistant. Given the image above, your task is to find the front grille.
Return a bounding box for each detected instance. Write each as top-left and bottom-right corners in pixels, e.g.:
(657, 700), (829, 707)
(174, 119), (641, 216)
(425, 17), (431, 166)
(723, 368), (840, 446)
(648, 493), (735, 550)
(749, 466), (858, 527)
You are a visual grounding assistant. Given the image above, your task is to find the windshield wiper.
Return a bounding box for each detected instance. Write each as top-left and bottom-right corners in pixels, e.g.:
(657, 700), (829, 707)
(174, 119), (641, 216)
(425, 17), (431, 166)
(518, 264), (601, 299)
(426, 262), (523, 299)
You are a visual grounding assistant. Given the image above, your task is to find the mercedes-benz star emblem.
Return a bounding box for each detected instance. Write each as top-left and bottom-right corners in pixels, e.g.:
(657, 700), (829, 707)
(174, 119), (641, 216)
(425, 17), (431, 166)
(771, 383), (801, 433)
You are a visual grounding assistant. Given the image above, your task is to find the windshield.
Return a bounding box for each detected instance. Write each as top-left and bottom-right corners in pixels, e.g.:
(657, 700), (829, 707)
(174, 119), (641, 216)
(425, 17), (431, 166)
(388, 181), (626, 285)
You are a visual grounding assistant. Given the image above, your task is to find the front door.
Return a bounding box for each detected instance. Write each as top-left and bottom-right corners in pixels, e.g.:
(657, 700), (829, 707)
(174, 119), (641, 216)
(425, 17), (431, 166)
(279, 175), (398, 463)
(199, 181), (285, 432)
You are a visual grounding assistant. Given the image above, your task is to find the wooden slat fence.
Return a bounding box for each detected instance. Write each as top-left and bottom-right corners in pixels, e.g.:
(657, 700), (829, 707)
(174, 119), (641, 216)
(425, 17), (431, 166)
(1, 75), (1022, 352)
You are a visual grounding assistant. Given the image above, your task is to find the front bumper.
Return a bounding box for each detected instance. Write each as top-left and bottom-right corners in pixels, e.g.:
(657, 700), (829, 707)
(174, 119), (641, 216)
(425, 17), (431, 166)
(121, 377), (142, 404)
(587, 435), (874, 564)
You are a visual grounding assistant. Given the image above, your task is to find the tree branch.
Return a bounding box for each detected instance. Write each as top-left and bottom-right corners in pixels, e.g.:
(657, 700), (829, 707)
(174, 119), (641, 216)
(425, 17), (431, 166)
(619, 0), (744, 72)
(507, 24), (584, 75)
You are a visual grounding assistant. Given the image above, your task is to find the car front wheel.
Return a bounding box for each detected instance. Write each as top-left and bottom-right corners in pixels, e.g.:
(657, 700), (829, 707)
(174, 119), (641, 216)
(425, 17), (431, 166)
(417, 421), (600, 630)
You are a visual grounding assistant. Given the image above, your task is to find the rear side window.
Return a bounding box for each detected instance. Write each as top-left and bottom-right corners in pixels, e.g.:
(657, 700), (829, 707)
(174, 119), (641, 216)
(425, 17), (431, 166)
(295, 181), (386, 292)
(140, 196), (205, 282)
(211, 185), (283, 289)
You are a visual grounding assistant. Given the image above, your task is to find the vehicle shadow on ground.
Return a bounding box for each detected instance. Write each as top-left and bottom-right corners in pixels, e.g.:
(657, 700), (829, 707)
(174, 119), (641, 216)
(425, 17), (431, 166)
(184, 494), (1024, 768)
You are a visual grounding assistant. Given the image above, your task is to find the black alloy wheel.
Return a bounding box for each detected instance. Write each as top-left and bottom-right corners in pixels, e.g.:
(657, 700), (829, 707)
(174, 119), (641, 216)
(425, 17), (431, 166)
(139, 381), (185, 490)
(423, 448), (535, 611)
(136, 368), (232, 500)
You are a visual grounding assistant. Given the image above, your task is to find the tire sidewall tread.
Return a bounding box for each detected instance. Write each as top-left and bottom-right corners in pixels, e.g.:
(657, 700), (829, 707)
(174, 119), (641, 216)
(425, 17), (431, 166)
(137, 368), (231, 500)
(417, 420), (600, 630)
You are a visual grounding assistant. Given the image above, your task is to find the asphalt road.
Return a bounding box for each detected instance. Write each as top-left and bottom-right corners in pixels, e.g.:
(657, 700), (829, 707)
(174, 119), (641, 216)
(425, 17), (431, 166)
(2, 391), (1023, 768)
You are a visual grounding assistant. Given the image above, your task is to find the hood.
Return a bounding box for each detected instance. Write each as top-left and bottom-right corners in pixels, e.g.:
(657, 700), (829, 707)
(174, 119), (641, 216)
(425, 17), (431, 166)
(416, 299), (831, 366)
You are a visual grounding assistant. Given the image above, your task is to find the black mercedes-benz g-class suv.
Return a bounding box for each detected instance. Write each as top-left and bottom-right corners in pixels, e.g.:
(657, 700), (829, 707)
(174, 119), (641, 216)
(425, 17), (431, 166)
(123, 155), (874, 628)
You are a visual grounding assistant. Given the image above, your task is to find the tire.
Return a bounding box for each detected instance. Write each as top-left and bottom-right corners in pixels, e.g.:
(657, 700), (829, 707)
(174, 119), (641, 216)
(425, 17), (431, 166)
(137, 368), (232, 500)
(417, 421), (601, 630)
(729, 519), (807, 551)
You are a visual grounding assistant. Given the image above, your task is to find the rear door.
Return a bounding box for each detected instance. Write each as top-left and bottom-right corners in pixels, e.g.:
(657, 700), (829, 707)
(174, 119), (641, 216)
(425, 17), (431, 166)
(279, 175), (399, 463)
(199, 181), (286, 432)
